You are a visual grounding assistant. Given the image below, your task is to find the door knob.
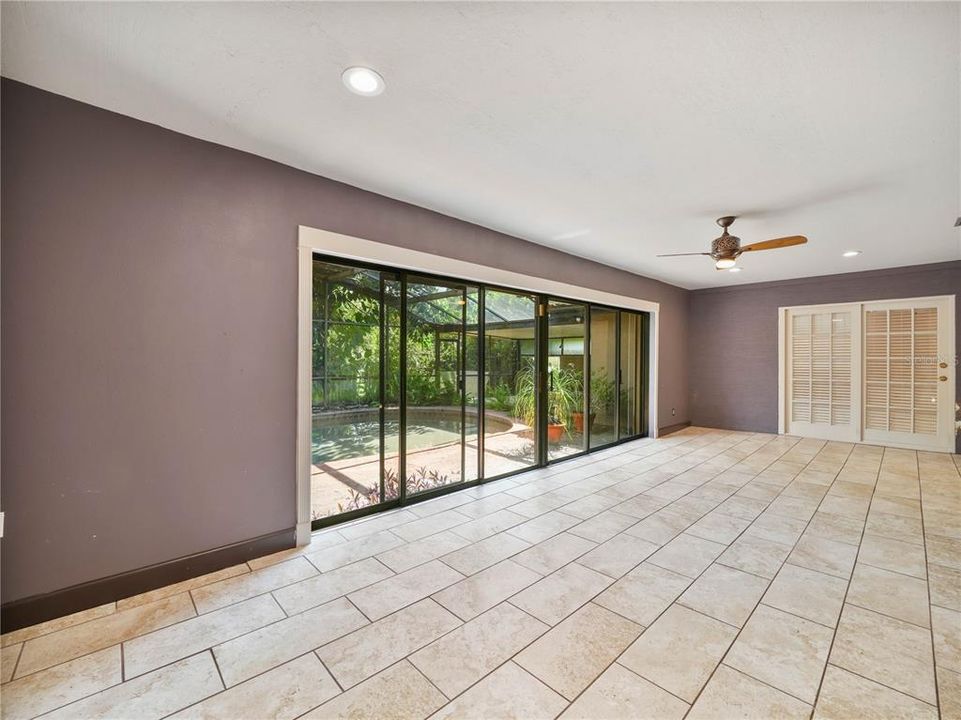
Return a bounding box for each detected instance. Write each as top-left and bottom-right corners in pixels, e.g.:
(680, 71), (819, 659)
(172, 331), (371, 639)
(939, 376), (948, 382)
(939, 362), (948, 369)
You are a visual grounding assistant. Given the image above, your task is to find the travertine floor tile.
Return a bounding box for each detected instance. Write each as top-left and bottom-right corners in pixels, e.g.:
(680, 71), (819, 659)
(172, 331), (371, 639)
(1, 642), (21, 683)
(576, 533), (659, 578)
(559, 663), (688, 720)
(511, 532), (596, 576)
(189, 558), (316, 614)
(307, 529), (404, 572)
(763, 563), (847, 628)
(858, 533), (928, 579)
(647, 533), (726, 578)
(686, 510), (752, 545)
(510, 562), (612, 625)
(830, 603), (937, 704)
(846, 563), (930, 628)
(441, 532), (530, 575)
(927, 535), (961, 571)
(932, 605), (961, 673)
(567, 510), (638, 543)
(725, 604), (833, 703)
(15, 431), (956, 720)
(302, 661), (446, 720)
(804, 511), (864, 546)
(450, 509), (527, 542)
(594, 562), (691, 626)
(1, 603), (116, 649)
(507, 510), (582, 544)
(516, 602), (641, 700)
(213, 597), (367, 687)
(392, 509), (470, 542)
(124, 594), (285, 678)
(686, 665), (811, 720)
(42, 652), (221, 720)
(428, 662), (567, 720)
(432, 559), (540, 621)
(813, 664), (938, 720)
(864, 510), (924, 546)
(622, 509), (692, 544)
(411, 602), (547, 699)
(375, 530), (470, 574)
(347, 559), (463, 621)
(169, 653), (339, 720)
(717, 532), (792, 579)
(930, 562), (961, 612)
(619, 604), (737, 702)
(788, 534), (858, 579)
(318, 598), (460, 689)
(16, 593), (195, 677)
(939, 667), (961, 720)
(0, 646), (120, 720)
(273, 557), (394, 616)
(117, 564), (249, 611)
(678, 563), (769, 627)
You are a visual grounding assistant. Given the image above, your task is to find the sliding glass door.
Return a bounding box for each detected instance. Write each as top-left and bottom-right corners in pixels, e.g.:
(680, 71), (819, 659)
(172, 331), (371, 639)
(619, 311), (643, 439)
(589, 307), (619, 448)
(310, 255), (650, 527)
(405, 277), (468, 495)
(483, 289), (538, 476)
(547, 299), (587, 460)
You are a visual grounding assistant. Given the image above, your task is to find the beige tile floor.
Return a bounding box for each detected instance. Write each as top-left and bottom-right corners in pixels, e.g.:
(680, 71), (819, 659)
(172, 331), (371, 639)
(3, 427), (960, 719)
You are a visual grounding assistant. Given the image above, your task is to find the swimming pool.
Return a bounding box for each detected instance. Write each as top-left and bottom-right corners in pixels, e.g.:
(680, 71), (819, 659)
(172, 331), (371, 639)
(312, 408), (515, 463)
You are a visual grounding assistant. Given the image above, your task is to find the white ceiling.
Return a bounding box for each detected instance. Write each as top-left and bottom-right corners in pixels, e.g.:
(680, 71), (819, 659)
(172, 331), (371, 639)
(2, 2), (959, 289)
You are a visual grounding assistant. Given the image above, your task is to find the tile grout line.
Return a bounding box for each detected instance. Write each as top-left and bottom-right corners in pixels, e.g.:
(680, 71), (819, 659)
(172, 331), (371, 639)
(528, 434), (815, 716)
(807, 445), (888, 714)
(916, 448), (943, 716)
(678, 439), (858, 718)
(398, 429), (771, 716)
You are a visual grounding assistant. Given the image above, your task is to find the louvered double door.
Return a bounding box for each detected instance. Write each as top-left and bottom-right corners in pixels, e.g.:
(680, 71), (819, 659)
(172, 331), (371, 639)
(783, 296), (955, 452)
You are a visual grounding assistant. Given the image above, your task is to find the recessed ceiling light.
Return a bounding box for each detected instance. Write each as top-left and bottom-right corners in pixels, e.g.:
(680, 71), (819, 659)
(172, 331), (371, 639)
(728, 267), (742, 273)
(342, 66), (385, 97)
(842, 250), (862, 257)
(715, 258), (737, 269)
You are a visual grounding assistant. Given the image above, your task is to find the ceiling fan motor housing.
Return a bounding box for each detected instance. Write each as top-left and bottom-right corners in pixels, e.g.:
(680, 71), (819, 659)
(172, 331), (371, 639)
(711, 234), (741, 259)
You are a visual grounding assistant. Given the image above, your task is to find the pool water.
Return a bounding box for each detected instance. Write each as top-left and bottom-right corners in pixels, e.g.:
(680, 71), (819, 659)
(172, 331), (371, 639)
(312, 410), (511, 463)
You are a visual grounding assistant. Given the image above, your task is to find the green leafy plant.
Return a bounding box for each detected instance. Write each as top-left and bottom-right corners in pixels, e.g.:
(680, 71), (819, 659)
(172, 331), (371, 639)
(511, 364), (582, 430)
(590, 371), (617, 416)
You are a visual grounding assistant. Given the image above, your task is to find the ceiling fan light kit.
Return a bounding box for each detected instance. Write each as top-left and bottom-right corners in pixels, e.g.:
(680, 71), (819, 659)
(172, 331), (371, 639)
(659, 216), (808, 271)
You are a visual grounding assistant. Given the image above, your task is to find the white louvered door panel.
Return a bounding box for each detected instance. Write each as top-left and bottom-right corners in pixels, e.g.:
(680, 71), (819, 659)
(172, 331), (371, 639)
(785, 305), (859, 442)
(862, 297), (954, 452)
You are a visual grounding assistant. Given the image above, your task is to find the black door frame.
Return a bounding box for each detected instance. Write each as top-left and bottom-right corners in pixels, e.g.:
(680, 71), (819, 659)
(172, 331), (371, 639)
(311, 253), (650, 531)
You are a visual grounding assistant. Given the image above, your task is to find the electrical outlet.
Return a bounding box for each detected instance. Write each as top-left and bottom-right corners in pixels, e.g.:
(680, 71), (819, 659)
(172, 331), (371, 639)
(672, 408), (676, 416)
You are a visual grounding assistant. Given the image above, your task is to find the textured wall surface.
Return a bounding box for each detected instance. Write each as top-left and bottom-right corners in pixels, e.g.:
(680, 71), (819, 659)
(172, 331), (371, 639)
(1, 79), (690, 603)
(689, 261), (960, 451)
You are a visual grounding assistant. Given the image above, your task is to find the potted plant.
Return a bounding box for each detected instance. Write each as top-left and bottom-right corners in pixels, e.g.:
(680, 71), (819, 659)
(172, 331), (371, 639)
(584, 371), (616, 432)
(511, 364), (580, 442)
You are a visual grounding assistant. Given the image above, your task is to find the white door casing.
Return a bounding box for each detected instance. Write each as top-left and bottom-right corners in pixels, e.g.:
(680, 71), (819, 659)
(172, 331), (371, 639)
(779, 295), (955, 453)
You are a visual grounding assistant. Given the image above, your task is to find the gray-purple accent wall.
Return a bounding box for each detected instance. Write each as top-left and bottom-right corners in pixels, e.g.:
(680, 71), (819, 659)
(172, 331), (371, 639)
(689, 261), (960, 452)
(0, 79), (690, 604)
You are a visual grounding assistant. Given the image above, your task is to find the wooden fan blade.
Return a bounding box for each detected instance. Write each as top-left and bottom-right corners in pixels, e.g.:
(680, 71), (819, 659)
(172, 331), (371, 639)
(657, 252), (711, 257)
(740, 236), (807, 252)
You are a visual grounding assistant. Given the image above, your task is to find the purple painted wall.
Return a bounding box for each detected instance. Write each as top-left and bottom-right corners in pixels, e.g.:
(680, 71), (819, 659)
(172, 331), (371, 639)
(0, 79), (690, 604)
(689, 261), (960, 452)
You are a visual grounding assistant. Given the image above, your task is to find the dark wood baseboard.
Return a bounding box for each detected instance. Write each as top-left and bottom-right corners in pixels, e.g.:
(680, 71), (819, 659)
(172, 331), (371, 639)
(658, 421), (691, 437)
(1, 527), (296, 633)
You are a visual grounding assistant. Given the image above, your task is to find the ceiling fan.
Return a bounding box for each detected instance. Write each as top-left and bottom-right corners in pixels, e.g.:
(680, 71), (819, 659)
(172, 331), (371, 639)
(659, 216), (807, 270)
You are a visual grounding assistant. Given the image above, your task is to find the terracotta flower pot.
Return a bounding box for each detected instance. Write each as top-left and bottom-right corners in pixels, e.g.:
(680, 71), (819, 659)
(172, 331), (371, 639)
(572, 412), (596, 433)
(547, 423), (566, 443)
